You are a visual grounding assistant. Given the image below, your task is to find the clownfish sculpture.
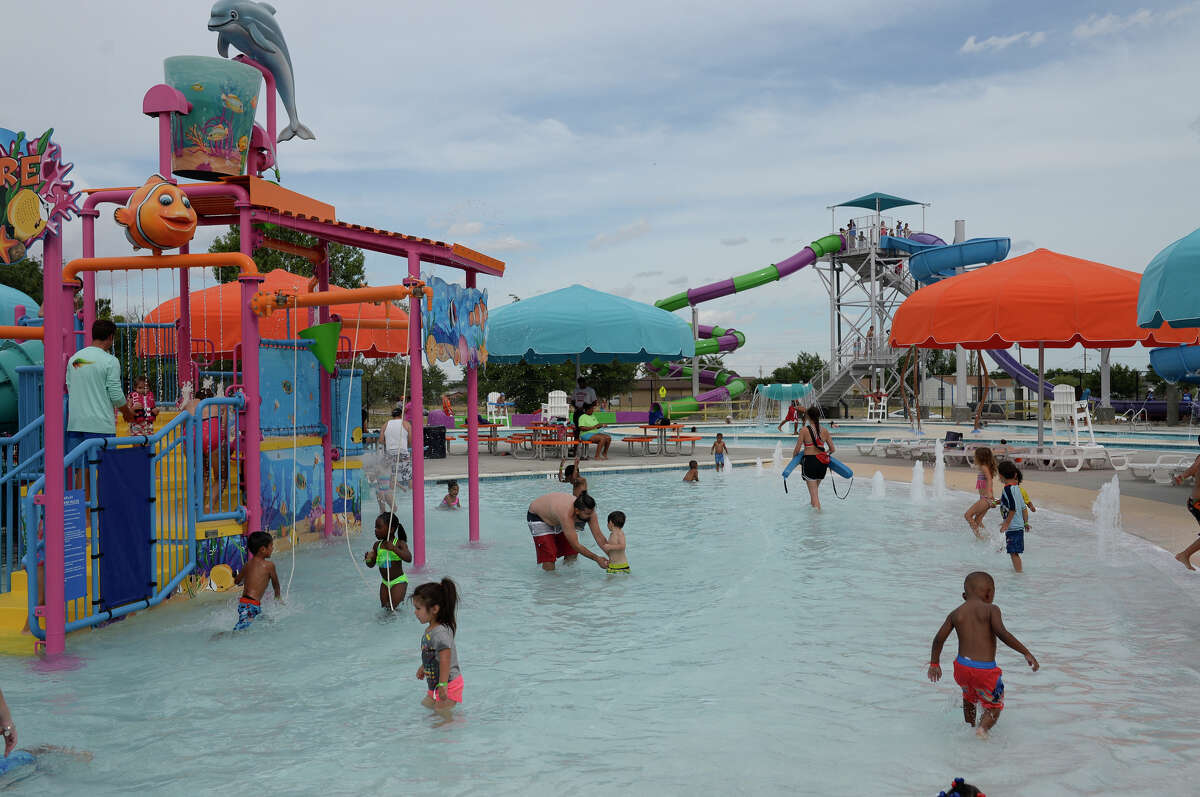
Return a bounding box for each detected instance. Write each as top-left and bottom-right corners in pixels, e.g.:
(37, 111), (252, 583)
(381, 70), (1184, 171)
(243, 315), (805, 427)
(113, 175), (198, 251)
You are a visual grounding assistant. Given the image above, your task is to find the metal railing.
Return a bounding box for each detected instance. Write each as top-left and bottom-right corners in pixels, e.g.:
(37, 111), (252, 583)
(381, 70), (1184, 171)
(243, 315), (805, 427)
(0, 415), (44, 593)
(22, 411), (200, 639)
(190, 395), (246, 523)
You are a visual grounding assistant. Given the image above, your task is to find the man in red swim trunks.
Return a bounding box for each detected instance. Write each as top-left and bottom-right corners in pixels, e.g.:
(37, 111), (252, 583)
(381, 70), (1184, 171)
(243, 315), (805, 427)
(526, 492), (609, 572)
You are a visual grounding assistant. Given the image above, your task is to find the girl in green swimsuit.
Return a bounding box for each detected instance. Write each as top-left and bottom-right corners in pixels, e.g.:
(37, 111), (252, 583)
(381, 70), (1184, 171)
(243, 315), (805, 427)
(364, 513), (413, 610)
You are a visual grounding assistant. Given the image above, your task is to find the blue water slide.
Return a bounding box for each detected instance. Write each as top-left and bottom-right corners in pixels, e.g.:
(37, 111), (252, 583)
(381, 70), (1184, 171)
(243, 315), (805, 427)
(1150, 345), (1200, 383)
(906, 238), (1011, 284)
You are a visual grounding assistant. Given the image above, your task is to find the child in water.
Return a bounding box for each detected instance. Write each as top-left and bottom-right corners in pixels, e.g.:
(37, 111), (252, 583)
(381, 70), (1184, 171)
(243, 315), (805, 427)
(711, 433), (729, 471)
(414, 578), (463, 711)
(440, 480), (461, 509)
(127, 375), (159, 437)
(997, 461), (1028, 573)
(928, 571), (1039, 739)
(364, 512), (412, 610)
(559, 463), (588, 496)
(683, 460), (699, 482)
(602, 511), (629, 574)
(234, 531), (280, 630)
(964, 447), (998, 540)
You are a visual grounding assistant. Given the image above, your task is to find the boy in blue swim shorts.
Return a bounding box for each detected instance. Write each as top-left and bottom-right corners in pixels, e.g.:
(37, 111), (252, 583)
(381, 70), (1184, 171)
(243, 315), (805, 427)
(997, 460), (1028, 573)
(928, 571), (1038, 739)
(711, 433), (728, 471)
(234, 531), (280, 631)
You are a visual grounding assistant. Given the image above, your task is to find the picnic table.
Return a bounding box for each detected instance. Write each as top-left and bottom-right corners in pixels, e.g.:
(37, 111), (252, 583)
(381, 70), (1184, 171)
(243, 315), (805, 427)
(636, 424), (685, 455)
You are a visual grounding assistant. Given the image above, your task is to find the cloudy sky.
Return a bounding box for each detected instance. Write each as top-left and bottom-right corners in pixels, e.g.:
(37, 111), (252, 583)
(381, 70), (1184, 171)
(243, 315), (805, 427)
(11, 0), (1200, 377)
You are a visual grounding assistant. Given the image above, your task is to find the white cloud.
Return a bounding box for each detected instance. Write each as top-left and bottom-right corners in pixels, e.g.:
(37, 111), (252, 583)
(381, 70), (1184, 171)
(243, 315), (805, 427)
(1073, 9), (1153, 38)
(447, 220), (484, 236)
(634, 269), (663, 278)
(480, 235), (534, 252)
(960, 30), (1047, 53)
(721, 236), (749, 246)
(588, 219), (651, 250)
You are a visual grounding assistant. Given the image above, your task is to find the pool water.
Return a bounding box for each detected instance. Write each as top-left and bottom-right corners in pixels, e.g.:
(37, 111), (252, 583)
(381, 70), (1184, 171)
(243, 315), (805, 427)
(2, 469), (1198, 795)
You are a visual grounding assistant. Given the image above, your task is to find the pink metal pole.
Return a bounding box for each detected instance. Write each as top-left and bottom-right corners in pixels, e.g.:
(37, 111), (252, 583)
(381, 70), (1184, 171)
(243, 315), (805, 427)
(178, 243), (193, 392)
(157, 112), (172, 178)
(233, 56), (277, 157)
(466, 271), (480, 543)
(41, 234), (67, 656)
(80, 210), (97, 339)
(238, 204), (264, 533)
(317, 244), (334, 537)
(407, 251), (425, 568)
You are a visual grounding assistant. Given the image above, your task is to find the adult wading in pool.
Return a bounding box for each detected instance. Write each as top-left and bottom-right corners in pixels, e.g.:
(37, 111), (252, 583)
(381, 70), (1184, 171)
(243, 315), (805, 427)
(793, 406), (835, 510)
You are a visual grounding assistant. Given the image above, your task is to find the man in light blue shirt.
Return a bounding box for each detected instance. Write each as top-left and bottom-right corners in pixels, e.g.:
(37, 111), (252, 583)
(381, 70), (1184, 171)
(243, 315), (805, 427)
(66, 319), (133, 452)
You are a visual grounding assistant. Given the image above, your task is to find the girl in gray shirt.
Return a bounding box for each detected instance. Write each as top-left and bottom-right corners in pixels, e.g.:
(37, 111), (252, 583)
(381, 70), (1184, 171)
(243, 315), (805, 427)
(414, 578), (462, 710)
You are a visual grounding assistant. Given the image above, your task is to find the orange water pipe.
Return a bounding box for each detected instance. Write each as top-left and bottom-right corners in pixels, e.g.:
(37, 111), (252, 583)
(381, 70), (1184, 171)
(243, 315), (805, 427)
(62, 252), (259, 283)
(0, 326), (44, 340)
(335, 318), (409, 331)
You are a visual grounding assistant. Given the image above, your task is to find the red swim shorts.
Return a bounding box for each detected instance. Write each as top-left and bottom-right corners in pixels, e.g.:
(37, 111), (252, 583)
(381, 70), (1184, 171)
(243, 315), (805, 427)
(954, 657), (1005, 710)
(532, 532), (576, 564)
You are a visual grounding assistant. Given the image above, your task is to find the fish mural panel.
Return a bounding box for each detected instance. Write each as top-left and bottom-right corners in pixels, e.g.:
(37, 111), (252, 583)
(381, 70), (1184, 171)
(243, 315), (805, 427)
(420, 274), (488, 369)
(163, 55), (262, 180)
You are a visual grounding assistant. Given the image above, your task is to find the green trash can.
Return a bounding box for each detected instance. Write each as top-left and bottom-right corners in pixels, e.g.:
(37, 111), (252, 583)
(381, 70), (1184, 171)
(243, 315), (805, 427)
(164, 56), (262, 180)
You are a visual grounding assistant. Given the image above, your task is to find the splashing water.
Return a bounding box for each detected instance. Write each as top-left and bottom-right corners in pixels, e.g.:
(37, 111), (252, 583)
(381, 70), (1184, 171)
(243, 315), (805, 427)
(755, 457), (763, 474)
(870, 471), (886, 499)
(1092, 475), (1123, 562)
(772, 442), (784, 470)
(932, 440), (947, 501)
(910, 460), (925, 503)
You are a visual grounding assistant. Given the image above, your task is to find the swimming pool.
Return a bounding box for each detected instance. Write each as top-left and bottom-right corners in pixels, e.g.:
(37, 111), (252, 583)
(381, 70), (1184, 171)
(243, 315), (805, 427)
(1, 469), (1197, 794)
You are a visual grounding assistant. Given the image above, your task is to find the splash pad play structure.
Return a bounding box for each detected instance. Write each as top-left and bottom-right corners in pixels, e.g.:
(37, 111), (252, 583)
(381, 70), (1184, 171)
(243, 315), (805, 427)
(0, 11), (502, 659)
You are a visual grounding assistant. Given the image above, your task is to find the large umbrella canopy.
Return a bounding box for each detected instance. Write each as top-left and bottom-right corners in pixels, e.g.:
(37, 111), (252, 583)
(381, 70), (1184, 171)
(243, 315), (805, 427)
(890, 249), (1200, 350)
(1137, 226), (1200, 329)
(834, 192), (925, 212)
(138, 269), (408, 358)
(890, 248), (1200, 446)
(487, 284), (695, 364)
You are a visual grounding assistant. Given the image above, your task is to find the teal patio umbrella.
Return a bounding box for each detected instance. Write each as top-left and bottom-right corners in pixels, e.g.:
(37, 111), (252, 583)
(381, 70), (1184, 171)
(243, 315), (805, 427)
(487, 284), (695, 365)
(1138, 226), (1200, 329)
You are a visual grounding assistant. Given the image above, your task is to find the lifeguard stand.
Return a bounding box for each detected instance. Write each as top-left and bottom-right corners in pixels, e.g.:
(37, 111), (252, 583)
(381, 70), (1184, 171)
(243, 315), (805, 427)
(1050, 383), (1096, 446)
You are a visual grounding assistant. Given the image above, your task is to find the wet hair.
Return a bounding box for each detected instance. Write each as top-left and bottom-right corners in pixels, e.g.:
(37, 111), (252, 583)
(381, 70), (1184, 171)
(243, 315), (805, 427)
(608, 511), (625, 528)
(375, 512), (407, 540)
(716, 432), (723, 438)
(412, 578), (458, 634)
(997, 460), (1022, 482)
(688, 460), (698, 469)
(196, 387), (215, 400)
(563, 464), (576, 481)
(938, 776), (984, 797)
(391, 406), (403, 417)
(805, 406), (822, 431)
(446, 480), (459, 491)
(92, 319), (117, 341)
(247, 530), (273, 555)
(963, 571), (994, 595)
(574, 492), (596, 512)
(973, 447), (998, 477)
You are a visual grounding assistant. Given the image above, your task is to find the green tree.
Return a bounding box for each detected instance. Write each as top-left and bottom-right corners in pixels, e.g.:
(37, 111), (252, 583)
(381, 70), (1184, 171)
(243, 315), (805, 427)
(477, 361), (637, 414)
(0, 256), (43, 305)
(208, 223), (367, 287)
(924, 349), (956, 375)
(360, 358), (448, 411)
(771, 352), (826, 383)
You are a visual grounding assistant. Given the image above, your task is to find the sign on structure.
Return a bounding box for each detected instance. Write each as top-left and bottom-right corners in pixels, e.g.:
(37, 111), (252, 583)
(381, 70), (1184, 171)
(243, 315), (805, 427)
(0, 128), (82, 264)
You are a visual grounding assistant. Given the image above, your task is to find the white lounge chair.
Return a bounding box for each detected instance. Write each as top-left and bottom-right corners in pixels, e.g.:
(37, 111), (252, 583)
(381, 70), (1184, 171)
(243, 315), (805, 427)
(486, 392), (510, 426)
(540, 390), (569, 423)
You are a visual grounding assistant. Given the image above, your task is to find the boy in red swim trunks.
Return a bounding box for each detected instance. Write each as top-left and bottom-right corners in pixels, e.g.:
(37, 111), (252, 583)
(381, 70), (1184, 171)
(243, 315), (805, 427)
(927, 571), (1039, 738)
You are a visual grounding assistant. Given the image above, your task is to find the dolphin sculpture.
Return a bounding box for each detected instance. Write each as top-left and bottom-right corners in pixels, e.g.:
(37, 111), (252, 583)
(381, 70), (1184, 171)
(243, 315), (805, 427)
(208, 0), (315, 142)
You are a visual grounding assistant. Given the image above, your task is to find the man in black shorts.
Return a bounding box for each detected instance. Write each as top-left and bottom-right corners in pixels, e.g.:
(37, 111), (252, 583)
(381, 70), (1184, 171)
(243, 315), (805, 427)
(1174, 441), (1200, 570)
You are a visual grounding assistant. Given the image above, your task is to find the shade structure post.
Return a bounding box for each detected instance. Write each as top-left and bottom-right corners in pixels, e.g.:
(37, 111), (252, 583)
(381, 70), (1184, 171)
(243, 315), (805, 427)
(407, 250), (425, 569)
(466, 271), (480, 544)
(42, 234), (67, 657)
(1037, 345), (1045, 447)
(178, 244), (194, 393)
(238, 202), (263, 534)
(1100, 348), (1112, 409)
(316, 242), (333, 538)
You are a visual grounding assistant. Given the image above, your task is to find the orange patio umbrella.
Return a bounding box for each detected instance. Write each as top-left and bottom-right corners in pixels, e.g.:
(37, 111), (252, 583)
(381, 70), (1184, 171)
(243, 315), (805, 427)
(889, 248), (1200, 443)
(137, 269), (409, 360)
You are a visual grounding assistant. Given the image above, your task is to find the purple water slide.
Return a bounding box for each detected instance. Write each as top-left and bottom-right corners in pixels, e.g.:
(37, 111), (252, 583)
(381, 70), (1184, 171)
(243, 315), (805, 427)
(688, 278), (737, 305)
(908, 232), (947, 246)
(987, 348), (1053, 398)
(696, 324), (742, 353)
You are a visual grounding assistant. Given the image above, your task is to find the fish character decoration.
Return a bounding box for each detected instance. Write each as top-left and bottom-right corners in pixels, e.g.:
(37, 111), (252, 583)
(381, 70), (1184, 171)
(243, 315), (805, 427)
(113, 175), (197, 251)
(208, 1), (315, 142)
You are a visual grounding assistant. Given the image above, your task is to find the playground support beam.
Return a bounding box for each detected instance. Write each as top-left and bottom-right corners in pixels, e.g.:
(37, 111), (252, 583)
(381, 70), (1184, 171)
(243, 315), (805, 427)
(466, 271), (480, 544)
(316, 242), (334, 538)
(407, 251), (426, 568)
(42, 233), (67, 658)
(238, 202), (264, 534)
